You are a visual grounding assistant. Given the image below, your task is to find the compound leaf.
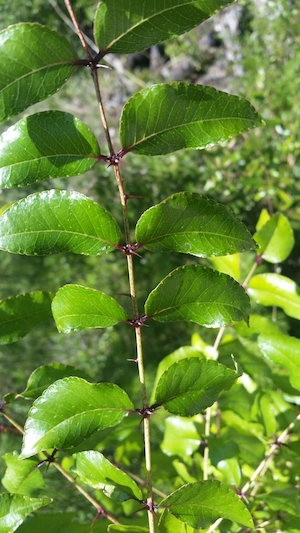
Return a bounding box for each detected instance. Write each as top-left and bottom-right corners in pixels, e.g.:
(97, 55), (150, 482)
(145, 265), (250, 327)
(160, 481), (253, 528)
(136, 192), (255, 256)
(154, 358), (239, 416)
(0, 292), (53, 344)
(0, 24), (77, 122)
(20, 377), (133, 458)
(94, 0), (235, 55)
(120, 83), (263, 156)
(0, 190), (121, 256)
(0, 112), (100, 188)
(52, 284), (127, 333)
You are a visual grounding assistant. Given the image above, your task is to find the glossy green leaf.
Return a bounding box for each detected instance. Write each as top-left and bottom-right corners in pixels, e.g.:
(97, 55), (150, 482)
(160, 481), (253, 529)
(18, 363), (92, 400)
(0, 24), (77, 123)
(73, 450), (142, 501)
(94, 0), (235, 54)
(259, 488), (300, 516)
(1, 452), (44, 497)
(136, 192), (255, 256)
(120, 83), (263, 156)
(20, 377), (133, 458)
(0, 190), (121, 256)
(248, 273), (300, 320)
(154, 358), (238, 416)
(52, 284), (127, 333)
(258, 332), (300, 391)
(254, 213), (294, 263)
(161, 416), (201, 458)
(145, 265), (250, 327)
(159, 509), (196, 533)
(0, 493), (51, 533)
(0, 112), (100, 188)
(0, 292), (53, 345)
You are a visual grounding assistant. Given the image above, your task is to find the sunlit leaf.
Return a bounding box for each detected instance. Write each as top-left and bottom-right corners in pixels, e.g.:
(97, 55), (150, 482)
(18, 362), (91, 400)
(254, 213), (294, 263)
(94, 0), (235, 54)
(0, 24), (77, 122)
(0, 493), (51, 533)
(0, 112), (100, 188)
(52, 284), (127, 333)
(160, 481), (253, 528)
(161, 416), (202, 458)
(258, 332), (300, 391)
(0, 190), (121, 256)
(120, 83), (263, 156)
(159, 509), (196, 533)
(136, 193), (255, 256)
(73, 450), (142, 501)
(248, 273), (300, 319)
(20, 377), (133, 458)
(108, 526), (148, 533)
(1, 452), (44, 497)
(154, 358), (238, 416)
(0, 292), (53, 344)
(145, 265), (250, 327)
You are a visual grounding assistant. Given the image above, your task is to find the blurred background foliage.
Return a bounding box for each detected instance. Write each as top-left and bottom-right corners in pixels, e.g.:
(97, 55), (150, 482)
(0, 0), (299, 400)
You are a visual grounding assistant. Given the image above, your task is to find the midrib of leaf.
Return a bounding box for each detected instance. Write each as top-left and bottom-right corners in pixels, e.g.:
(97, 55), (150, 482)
(3, 154), (98, 168)
(0, 62), (74, 94)
(1, 229), (116, 245)
(102, 0), (206, 51)
(141, 229), (246, 245)
(125, 116), (257, 151)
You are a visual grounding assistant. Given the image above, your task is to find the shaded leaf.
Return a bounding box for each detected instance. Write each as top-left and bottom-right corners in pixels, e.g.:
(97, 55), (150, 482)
(0, 190), (121, 256)
(154, 358), (238, 416)
(94, 0), (235, 55)
(1, 452), (44, 497)
(0, 292), (53, 345)
(16, 513), (108, 532)
(0, 112), (100, 188)
(52, 284), (127, 333)
(145, 265), (250, 327)
(20, 377), (133, 458)
(259, 488), (300, 516)
(120, 83), (263, 156)
(136, 192), (255, 256)
(73, 450), (142, 501)
(0, 493), (51, 533)
(248, 273), (300, 320)
(258, 332), (300, 391)
(18, 362), (92, 400)
(254, 213), (294, 263)
(160, 481), (253, 528)
(0, 24), (77, 123)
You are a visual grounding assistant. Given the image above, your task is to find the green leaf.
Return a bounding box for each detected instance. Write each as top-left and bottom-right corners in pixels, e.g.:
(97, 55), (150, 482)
(94, 0), (235, 55)
(259, 488), (300, 516)
(0, 493), (51, 533)
(16, 514), (108, 533)
(73, 450), (142, 501)
(120, 83), (263, 156)
(254, 213), (294, 263)
(248, 273), (300, 320)
(160, 481), (253, 528)
(154, 358), (238, 416)
(0, 292), (53, 344)
(1, 452), (44, 497)
(108, 527), (148, 533)
(161, 416), (201, 458)
(145, 265), (250, 327)
(18, 362), (92, 400)
(20, 377), (133, 458)
(159, 509), (196, 533)
(136, 193), (255, 256)
(52, 284), (127, 333)
(258, 332), (300, 391)
(0, 190), (121, 256)
(0, 112), (100, 188)
(0, 24), (77, 123)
